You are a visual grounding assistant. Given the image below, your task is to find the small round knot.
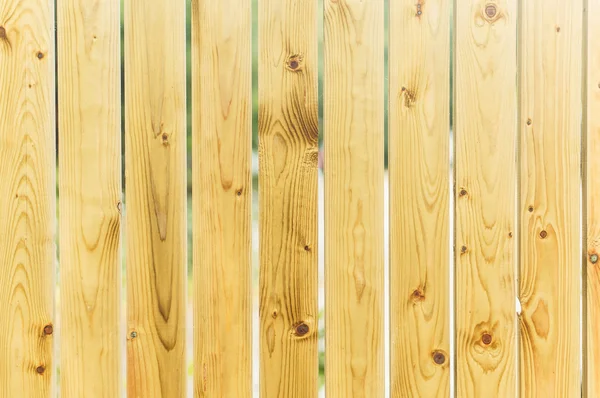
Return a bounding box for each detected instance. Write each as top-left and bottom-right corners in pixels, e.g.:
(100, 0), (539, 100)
(37, 52), (44, 59)
(527, 118), (532, 126)
(432, 351), (446, 365)
(485, 4), (497, 18)
(295, 323), (309, 336)
(459, 189), (468, 197)
(540, 230), (548, 239)
(591, 253), (599, 264)
(130, 331), (138, 339)
(481, 333), (492, 345)
(43, 324), (53, 335)
(460, 245), (467, 254)
(0, 26), (6, 39)
(528, 206), (534, 213)
(36, 365), (45, 374)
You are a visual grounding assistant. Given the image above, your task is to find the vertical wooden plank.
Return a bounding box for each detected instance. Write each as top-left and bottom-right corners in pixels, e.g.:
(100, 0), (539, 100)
(0, 1), (55, 397)
(519, 1), (582, 396)
(57, 0), (121, 396)
(587, 0), (600, 396)
(323, 0), (384, 396)
(258, 0), (319, 396)
(455, 0), (517, 396)
(191, 0), (252, 396)
(389, 0), (450, 396)
(124, 0), (187, 395)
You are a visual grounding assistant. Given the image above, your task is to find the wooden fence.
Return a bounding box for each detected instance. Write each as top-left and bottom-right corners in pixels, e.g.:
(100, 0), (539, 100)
(0, 0), (597, 397)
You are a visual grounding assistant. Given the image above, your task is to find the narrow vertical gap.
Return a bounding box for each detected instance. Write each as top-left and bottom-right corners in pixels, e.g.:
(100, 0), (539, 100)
(581, 0), (589, 395)
(119, 0), (126, 395)
(317, 0), (325, 395)
(449, 0), (456, 396)
(515, 0), (522, 397)
(185, 0), (193, 396)
(53, 0), (60, 395)
(251, 0), (259, 395)
(383, 0), (390, 396)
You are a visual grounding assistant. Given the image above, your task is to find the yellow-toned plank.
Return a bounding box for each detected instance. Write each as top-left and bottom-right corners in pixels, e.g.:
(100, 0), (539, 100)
(258, 0), (319, 396)
(323, 0), (384, 396)
(124, 0), (187, 395)
(389, 0), (450, 396)
(0, 1), (55, 396)
(587, 0), (600, 396)
(519, 1), (582, 396)
(455, 0), (517, 396)
(191, 0), (252, 396)
(57, 0), (121, 396)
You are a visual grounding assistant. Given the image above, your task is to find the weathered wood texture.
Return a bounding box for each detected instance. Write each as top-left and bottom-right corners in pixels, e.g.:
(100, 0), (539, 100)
(389, 0), (450, 396)
(192, 0), (252, 396)
(455, 0), (518, 396)
(0, 1), (55, 397)
(587, 0), (600, 396)
(57, 0), (121, 396)
(124, 0), (187, 395)
(519, 1), (582, 396)
(324, 0), (384, 396)
(258, 0), (319, 396)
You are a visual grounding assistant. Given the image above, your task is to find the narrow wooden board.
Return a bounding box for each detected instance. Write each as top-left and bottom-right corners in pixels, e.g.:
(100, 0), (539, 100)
(57, 0), (121, 396)
(124, 0), (187, 395)
(454, 0), (518, 396)
(258, 0), (319, 396)
(191, 0), (252, 396)
(519, 1), (582, 396)
(0, 1), (55, 397)
(587, 0), (600, 396)
(389, 0), (450, 396)
(323, 0), (384, 396)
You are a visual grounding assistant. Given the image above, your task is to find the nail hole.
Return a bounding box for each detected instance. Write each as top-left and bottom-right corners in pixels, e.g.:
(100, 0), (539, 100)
(236, 190), (243, 197)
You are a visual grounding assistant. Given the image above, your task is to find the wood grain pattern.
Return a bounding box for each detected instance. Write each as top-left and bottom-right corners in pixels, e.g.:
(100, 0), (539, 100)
(323, 0), (384, 396)
(191, 0), (252, 396)
(454, 0), (517, 396)
(587, 0), (600, 396)
(519, 1), (582, 396)
(124, 0), (187, 395)
(0, 1), (55, 397)
(258, 0), (319, 396)
(389, 0), (450, 396)
(57, 0), (121, 396)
